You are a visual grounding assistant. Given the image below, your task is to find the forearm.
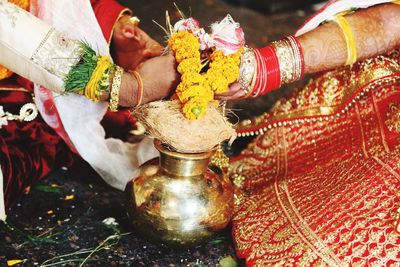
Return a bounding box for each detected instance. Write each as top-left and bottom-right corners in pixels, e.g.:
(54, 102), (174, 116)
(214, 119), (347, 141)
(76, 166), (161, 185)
(298, 3), (400, 74)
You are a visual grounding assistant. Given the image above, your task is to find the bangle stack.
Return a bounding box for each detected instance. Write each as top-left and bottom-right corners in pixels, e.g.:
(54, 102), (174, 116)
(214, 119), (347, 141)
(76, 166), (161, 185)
(271, 36), (304, 85)
(236, 35), (305, 98)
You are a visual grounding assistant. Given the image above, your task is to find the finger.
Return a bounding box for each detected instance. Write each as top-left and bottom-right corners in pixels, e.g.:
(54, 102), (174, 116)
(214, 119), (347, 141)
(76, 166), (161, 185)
(216, 88), (246, 100)
(215, 82), (244, 99)
(229, 82), (242, 94)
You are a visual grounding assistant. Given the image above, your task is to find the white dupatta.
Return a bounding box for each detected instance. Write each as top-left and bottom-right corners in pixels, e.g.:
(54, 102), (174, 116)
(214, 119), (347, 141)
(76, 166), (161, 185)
(0, 0), (158, 221)
(31, 0), (158, 192)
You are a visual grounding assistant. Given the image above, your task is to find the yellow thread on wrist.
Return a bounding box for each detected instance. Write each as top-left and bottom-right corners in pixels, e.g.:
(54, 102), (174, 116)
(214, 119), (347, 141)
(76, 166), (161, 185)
(335, 15), (357, 65)
(85, 56), (112, 102)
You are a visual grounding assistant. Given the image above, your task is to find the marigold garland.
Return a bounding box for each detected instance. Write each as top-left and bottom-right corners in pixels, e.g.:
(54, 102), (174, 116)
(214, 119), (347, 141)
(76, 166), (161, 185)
(0, 64), (14, 81)
(168, 31), (242, 121)
(9, 0), (30, 10)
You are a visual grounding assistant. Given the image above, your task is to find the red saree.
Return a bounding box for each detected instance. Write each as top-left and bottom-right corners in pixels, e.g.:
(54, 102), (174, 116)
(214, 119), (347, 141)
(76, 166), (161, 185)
(230, 51), (400, 266)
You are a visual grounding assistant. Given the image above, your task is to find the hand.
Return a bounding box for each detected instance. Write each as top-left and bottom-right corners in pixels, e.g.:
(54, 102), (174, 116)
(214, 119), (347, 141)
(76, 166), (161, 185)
(137, 54), (179, 104)
(112, 15), (164, 70)
(215, 82), (246, 101)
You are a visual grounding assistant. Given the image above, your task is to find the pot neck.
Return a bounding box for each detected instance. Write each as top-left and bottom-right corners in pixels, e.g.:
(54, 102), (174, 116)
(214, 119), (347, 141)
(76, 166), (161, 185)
(155, 140), (213, 177)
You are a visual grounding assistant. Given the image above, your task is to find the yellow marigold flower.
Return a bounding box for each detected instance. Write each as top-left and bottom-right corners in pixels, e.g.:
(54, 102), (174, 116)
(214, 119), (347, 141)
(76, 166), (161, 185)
(177, 85), (214, 103)
(180, 72), (206, 87)
(9, 0), (29, 10)
(169, 30), (242, 120)
(210, 50), (225, 61)
(223, 67), (240, 83)
(206, 71), (229, 93)
(182, 99), (208, 121)
(169, 32), (200, 63)
(178, 58), (202, 74)
(175, 48), (200, 63)
(213, 81), (229, 94)
(0, 65), (13, 81)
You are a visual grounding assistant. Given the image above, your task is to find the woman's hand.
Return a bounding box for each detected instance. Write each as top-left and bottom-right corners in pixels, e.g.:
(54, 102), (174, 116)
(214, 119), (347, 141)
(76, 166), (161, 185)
(215, 82), (246, 101)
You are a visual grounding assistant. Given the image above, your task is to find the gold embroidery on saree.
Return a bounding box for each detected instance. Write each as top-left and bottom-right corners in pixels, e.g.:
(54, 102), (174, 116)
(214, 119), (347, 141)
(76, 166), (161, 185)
(385, 102), (400, 133)
(231, 71), (400, 265)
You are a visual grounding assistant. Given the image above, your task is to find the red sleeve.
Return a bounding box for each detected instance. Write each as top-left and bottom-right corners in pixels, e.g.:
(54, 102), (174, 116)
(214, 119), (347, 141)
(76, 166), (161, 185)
(91, 0), (132, 43)
(91, 1), (137, 140)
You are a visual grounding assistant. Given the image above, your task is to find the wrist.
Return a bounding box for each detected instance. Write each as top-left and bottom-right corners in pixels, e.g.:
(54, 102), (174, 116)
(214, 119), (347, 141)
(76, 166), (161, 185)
(118, 71), (140, 107)
(238, 36), (305, 98)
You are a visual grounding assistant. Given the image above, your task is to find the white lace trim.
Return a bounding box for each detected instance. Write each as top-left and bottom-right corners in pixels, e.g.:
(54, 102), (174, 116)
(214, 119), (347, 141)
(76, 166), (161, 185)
(31, 28), (82, 79)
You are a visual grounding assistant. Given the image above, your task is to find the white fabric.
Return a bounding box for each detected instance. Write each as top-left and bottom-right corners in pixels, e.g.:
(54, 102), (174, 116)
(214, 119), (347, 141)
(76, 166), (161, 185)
(32, 0), (158, 190)
(0, 1), (64, 92)
(296, 0), (392, 36)
(0, 0), (157, 220)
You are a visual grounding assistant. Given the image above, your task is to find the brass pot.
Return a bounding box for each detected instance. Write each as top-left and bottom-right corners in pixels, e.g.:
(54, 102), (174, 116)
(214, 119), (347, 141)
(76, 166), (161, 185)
(125, 140), (234, 247)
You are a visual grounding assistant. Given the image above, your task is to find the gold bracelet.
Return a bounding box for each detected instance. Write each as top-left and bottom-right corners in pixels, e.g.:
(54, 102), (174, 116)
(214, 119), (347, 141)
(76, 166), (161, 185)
(335, 14), (357, 65)
(238, 46), (256, 96)
(109, 66), (123, 112)
(286, 36), (303, 82)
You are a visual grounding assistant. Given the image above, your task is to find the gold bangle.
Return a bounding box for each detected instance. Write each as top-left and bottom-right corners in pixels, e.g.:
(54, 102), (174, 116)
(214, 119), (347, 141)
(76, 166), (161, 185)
(238, 47), (256, 96)
(286, 36), (303, 81)
(129, 70), (144, 106)
(271, 37), (303, 85)
(109, 66), (123, 112)
(335, 15), (357, 65)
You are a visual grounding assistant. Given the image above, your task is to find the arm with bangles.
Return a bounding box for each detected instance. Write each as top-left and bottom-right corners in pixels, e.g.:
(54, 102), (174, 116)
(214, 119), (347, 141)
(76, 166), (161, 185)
(223, 3), (400, 100)
(113, 54), (177, 107)
(300, 3), (400, 74)
(91, 2), (178, 107)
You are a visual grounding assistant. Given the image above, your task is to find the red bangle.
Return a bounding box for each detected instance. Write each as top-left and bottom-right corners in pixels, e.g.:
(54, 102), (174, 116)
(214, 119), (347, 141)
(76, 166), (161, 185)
(249, 36), (305, 98)
(252, 46), (281, 97)
(261, 46), (281, 94)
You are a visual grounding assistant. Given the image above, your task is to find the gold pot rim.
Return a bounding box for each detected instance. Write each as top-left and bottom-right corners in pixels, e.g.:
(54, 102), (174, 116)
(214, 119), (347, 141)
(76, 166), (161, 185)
(154, 139), (215, 160)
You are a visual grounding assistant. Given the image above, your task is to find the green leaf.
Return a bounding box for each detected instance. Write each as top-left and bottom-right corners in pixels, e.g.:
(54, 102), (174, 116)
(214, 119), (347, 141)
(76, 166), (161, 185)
(34, 185), (62, 194)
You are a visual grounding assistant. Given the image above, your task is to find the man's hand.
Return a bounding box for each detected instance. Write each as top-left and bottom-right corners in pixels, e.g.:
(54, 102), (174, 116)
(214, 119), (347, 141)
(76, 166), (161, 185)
(112, 15), (163, 70)
(138, 54), (179, 104)
(117, 54), (179, 107)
